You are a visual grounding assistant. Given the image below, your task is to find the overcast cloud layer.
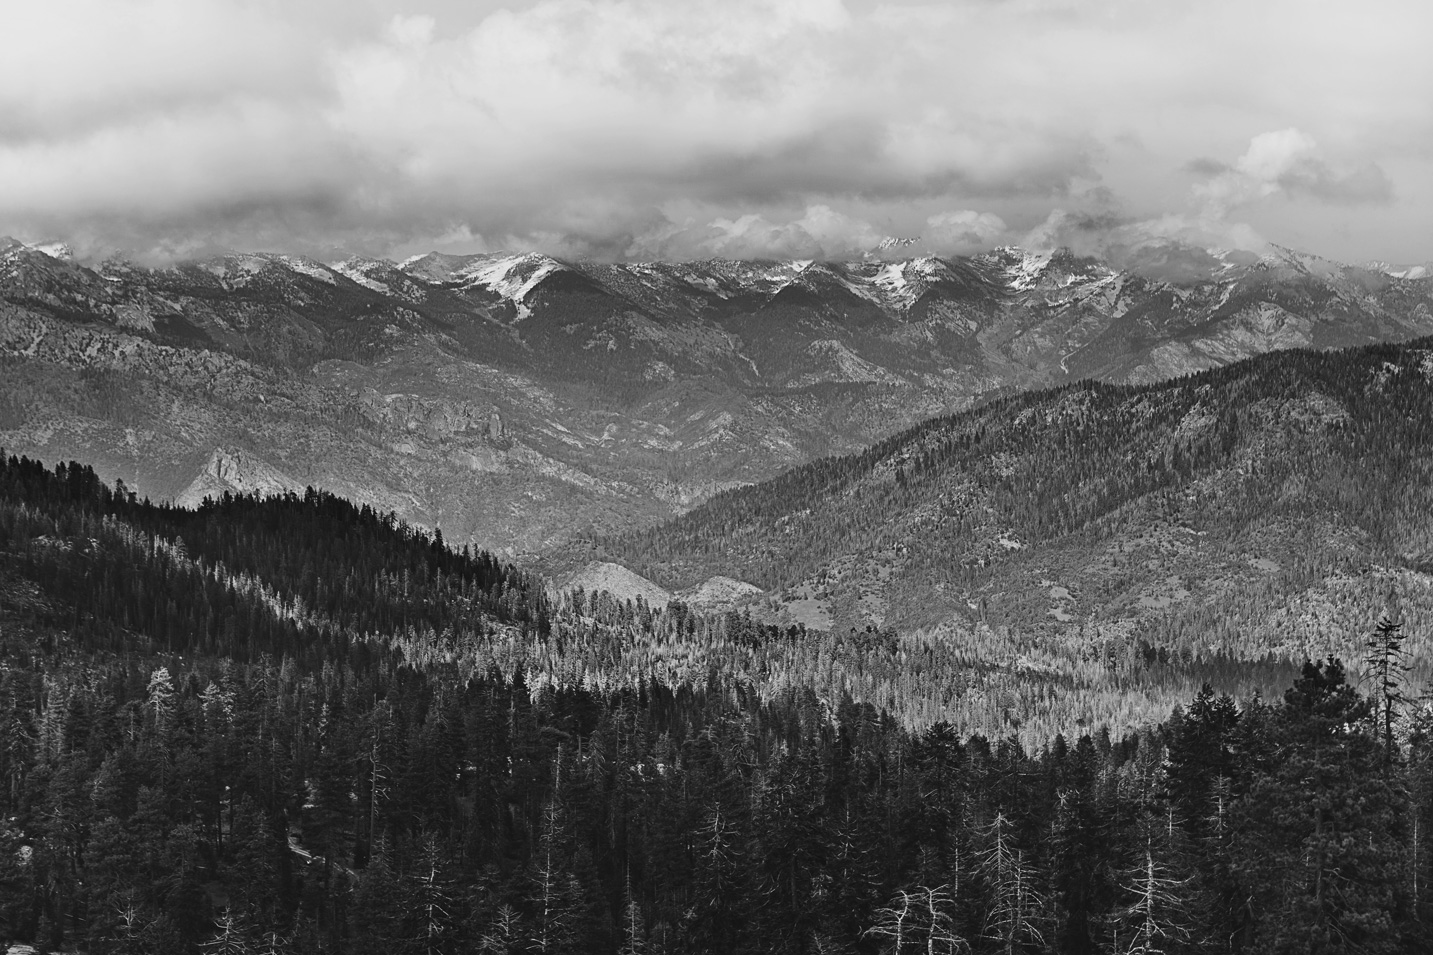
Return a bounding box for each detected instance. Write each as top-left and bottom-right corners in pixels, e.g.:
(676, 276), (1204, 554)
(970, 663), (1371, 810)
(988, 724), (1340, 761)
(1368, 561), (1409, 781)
(2, 0), (1430, 264)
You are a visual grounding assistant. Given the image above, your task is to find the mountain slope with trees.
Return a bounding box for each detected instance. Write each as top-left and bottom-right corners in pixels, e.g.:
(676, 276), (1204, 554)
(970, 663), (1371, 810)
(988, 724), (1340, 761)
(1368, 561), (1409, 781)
(1, 454), (1431, 953)
(597, 338), (1433, 675)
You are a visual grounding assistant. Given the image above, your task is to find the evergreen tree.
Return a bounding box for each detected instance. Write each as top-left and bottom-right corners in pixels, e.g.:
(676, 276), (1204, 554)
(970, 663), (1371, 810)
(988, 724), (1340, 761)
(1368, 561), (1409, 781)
(1232, 659), (1408, 954)
(1364, 615), (1411, 764)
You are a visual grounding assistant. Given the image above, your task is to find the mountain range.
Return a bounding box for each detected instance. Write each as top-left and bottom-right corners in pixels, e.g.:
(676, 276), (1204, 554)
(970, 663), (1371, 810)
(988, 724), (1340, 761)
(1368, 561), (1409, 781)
(3, 235), (1431, 571)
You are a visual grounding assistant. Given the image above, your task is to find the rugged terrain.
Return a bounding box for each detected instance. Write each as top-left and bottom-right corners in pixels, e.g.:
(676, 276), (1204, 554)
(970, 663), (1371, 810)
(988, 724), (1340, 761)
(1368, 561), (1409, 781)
(3, 236), (1431, 561)
(599, 340), (1433, 670)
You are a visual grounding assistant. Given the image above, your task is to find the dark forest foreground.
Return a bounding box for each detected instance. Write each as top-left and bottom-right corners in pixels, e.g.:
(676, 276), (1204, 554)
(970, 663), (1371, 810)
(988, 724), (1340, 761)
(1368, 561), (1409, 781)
(1, 455), (1430, 953)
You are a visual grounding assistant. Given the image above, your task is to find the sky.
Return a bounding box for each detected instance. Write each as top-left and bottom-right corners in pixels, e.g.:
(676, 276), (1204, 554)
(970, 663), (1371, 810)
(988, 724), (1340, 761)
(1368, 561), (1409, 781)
(2, 0), (1430, 265)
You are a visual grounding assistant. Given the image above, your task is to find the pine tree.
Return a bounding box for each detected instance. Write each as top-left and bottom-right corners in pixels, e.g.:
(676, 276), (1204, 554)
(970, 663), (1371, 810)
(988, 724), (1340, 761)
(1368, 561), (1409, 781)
(865, 885), (969, 954)
(976, 812), (1046, 955)
(1364, 614), (1410, 764)
(1163, 685), (1239, 842)
(410, 835), (458, 955)
(350, 840), (404, 955)
(690, 800), (749, 954)
(1108, 829), (1194, 955)
(200, 911), (258, 955)
(1232, 659), (1407, 954)
(618, 894), (647, 955)
(148, 667), (176, 732)
(527, 799), (585, 955)
(478, 904), (526, 954)
(1407, 706), (1433, 935)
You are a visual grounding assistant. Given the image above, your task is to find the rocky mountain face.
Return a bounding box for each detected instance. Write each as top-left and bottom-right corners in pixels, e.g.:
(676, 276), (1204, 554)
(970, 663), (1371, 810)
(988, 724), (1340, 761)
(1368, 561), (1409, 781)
(599, 339), (1433, 660)
(2, 236), (1431, 560)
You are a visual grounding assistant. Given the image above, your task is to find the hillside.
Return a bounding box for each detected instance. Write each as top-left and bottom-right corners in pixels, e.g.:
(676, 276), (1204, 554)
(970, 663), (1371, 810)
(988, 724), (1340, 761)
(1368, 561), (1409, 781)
(3, 454), (1427, 955)
(0, 448), (1297, 746)
(3, 239), (1431, 557)
(599, 339), (1433, 671)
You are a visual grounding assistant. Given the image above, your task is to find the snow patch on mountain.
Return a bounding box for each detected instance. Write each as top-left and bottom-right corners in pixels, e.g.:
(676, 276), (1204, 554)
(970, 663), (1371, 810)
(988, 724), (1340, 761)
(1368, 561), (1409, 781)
(199, 255), (269, 286)
(872, 262), (914, 306)
(329, 260), (390, 293)
(1368, 261), (1430, 280)
(873, 236), (921, 254)
(32, 242), (74, 261)
(398, 252), (430, 269)
(870, 257), (951, 311)
(462, 254), (563, 307)
(279, 256), (338, 285)
(998, 248), (1055, 291)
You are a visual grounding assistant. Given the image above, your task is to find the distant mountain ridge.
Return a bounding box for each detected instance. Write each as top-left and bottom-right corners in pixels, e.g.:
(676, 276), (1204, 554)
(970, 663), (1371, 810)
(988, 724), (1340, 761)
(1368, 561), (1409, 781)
(2, 236), (1431, 556)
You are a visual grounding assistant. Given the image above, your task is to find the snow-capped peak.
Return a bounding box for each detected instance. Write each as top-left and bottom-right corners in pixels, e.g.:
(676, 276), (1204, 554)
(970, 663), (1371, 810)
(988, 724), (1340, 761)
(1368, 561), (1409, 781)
(1367, 260), (1430, 281)
(997, 247), (1055, 291)
(873, 236), (920, 254)
(870, 261), (924, 311)
(329, 258), (393, 293)
(1258, 244), (1344, 278)
(32, 241), (75, 261)
(462, 253), (564, 302)
(278, 255), (338, 285)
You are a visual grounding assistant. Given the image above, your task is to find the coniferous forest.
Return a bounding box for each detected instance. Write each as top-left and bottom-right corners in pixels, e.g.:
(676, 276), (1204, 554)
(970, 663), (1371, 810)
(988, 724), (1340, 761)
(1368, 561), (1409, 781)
(2, 452), (1432, 954)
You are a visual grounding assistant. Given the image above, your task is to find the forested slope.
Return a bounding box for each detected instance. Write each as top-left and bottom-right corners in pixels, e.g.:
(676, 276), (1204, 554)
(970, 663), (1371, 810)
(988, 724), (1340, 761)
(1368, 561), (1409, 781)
(2, 456), (1432, 953)
(600, 338), (1433, 670)
(0, 452), (1302, 747)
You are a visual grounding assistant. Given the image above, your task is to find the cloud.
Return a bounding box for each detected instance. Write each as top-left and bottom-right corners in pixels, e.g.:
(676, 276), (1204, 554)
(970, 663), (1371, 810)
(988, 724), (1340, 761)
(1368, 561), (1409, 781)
(623, 204), (882, 260)
(1184, 158), (1231, 178)
(1039, 208), (1264, 252)
(616, 204), (1013, 261)
(1013, 126), (1401, 278)
(1, 0), (1431, 262)
(1194, 128), (1393, 215)
(1011, 208), (1267, 281)
(924, 211), (1009, 252)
